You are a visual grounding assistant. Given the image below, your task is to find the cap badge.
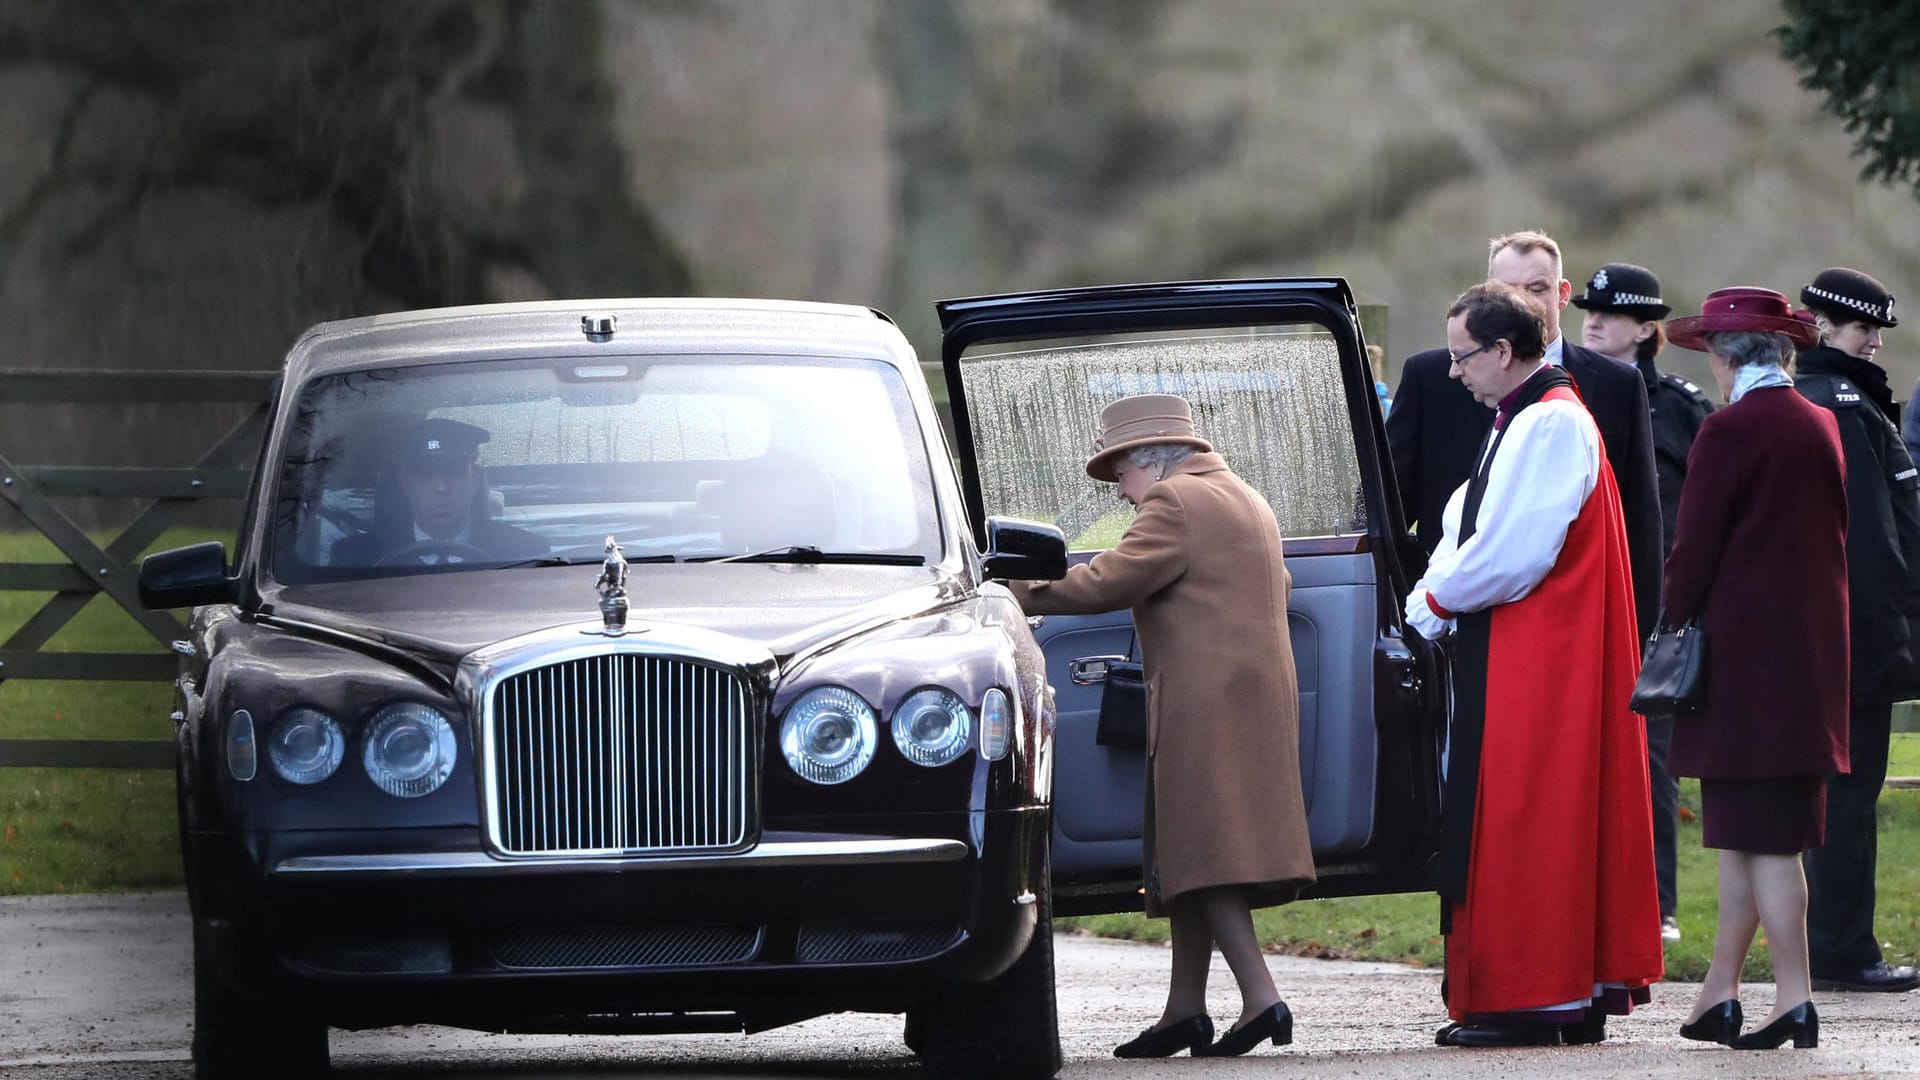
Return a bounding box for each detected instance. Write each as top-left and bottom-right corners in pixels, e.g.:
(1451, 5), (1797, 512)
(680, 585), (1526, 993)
(426, 439), (441, 451)
(1592, 268), (1610, 291)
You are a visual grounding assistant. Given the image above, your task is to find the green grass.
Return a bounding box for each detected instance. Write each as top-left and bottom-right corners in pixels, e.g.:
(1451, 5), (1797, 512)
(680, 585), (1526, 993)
(1891, 731), (1920, 776)
(1, 527), (225, 895)
(0, 769), (181, 893)
(1062, 782), (1920, 983)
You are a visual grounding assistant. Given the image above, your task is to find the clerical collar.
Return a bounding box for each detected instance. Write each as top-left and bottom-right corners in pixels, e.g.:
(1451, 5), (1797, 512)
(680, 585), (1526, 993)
(1493, 364), (1553, 429)
(1543, 334), (1564, 367)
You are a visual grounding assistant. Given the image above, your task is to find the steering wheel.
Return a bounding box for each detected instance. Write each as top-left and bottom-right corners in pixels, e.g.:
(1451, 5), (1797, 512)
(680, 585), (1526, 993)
(373, 539), (494, 567)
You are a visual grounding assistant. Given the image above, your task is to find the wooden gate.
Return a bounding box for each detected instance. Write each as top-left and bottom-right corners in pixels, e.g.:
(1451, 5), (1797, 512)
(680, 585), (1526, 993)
(0, 369), (275, 768)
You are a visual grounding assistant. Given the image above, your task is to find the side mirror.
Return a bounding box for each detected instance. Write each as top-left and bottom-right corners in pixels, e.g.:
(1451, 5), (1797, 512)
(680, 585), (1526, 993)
(982, 516), (1068, 581)
(138, 542), (238, 610)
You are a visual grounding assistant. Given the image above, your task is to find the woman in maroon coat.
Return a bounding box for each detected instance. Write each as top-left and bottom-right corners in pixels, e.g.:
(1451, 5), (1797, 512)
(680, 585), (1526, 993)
(1662, 288), (1849, 1050)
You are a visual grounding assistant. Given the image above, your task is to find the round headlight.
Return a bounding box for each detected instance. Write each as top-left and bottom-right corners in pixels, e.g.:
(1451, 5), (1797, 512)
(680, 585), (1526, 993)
(980, 688), (1013, 761)
(267, 707), (344, 785)
(780, 686), (877, 785)
(362, 703), (457, 798)
(891, 687), (973, 767)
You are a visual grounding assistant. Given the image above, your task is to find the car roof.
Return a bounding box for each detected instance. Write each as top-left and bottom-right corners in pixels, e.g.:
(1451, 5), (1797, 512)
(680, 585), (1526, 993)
(282, 298), (915, 383)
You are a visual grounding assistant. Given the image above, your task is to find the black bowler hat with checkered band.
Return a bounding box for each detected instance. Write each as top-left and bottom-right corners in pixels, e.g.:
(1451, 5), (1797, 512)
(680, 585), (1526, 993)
(1801, 267), (1898, 328)
(1571, 263), (1671, 320)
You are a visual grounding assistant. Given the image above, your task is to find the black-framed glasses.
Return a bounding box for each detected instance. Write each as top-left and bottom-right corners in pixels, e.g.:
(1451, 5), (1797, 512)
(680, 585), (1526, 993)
(1448, 341), (1496, 366)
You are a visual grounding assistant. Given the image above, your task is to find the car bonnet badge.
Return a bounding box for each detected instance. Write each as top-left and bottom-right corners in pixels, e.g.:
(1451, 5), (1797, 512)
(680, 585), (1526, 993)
(588, 535), (637, 636)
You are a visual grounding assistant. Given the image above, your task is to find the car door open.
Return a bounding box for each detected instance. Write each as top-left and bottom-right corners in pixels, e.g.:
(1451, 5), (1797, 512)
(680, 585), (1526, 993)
(939, 279), (1445, 914)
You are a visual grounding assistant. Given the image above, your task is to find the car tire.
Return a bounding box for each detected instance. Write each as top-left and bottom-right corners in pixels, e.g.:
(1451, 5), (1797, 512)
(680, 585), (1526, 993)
(911, 843), (1062, 1080)
(192, 919), (329, 1080)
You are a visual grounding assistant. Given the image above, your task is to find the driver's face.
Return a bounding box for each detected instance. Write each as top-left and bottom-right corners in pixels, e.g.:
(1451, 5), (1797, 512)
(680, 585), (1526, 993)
(398, 458), (477, 539)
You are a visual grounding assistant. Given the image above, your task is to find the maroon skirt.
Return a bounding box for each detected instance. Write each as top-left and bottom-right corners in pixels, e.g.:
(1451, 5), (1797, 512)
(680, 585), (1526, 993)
(1699, 776), (1828, 854)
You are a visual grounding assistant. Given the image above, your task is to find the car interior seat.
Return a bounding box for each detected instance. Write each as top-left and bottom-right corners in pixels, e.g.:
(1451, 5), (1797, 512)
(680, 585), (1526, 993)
(719, 455), (836, 554)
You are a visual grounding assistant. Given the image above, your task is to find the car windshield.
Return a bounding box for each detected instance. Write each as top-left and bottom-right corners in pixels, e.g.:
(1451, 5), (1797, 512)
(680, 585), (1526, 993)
(268, 355), (943, 582)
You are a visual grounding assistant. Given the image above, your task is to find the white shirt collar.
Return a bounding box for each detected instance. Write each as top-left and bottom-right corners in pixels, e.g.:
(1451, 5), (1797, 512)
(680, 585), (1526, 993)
(1543, 334), (1565, 367)
(413, 523), (472, 563)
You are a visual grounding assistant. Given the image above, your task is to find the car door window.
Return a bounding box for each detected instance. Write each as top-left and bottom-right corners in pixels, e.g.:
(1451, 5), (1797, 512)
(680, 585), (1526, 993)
(958, 326), (1365, 549)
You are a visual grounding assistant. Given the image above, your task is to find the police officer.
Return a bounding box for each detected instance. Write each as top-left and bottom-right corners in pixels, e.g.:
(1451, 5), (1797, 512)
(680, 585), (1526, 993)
(1795, 267), (1920, 994)
(1573, 262), (1706, 946)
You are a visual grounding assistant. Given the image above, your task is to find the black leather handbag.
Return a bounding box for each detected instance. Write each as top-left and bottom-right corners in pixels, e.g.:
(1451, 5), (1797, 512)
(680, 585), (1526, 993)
(1095, 657), (1148, 747)
(1630, 618), (1708, 717)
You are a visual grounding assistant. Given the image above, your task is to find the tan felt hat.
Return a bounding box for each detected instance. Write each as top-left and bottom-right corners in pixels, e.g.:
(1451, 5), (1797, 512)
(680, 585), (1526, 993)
(1084, 393), (1213, 482)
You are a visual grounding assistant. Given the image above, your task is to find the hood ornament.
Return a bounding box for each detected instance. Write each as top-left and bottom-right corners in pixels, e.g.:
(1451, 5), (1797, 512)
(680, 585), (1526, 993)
(590, 535), (632, 636)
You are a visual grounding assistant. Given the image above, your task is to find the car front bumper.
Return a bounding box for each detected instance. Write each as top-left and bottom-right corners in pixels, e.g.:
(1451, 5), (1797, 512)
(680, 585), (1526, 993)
(190, 807), (1048, 1032)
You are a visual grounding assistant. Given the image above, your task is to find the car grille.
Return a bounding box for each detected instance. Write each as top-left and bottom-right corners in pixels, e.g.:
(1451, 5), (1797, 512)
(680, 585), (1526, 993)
(795, 922), (963, 964)
(492, 925), (762, 969)
(487, 654), (754, 855)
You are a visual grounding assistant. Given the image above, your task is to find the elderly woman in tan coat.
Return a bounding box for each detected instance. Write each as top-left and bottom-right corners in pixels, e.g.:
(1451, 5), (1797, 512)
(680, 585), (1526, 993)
(1010, 393), (1314, 1059)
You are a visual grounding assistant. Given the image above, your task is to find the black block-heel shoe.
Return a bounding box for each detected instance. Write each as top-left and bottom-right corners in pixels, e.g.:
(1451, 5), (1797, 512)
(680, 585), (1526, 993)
(1679, 999), (1742, 1045)
(1197, 1001), (1292, 1056)
(1731, 1002), (1818, 1049)
(1113, 1014), (1213, 1058)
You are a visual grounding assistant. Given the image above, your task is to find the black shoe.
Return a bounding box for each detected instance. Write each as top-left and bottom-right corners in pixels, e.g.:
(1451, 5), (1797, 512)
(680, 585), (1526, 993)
(1435, 1021), (1563, 1048)
(1196, 1001), (1292, 1056)
(1811, 962), (1920, 993)
(1679, 999), (1741, 1045)
(1730, 1002), (1818, 1049)
(1113, 1013), (1212, 1058)
(1559, 1010), (1606, 1045)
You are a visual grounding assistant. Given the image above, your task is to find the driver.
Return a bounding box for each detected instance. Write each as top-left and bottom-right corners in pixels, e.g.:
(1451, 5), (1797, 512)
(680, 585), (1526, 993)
(330, 417), (545, 567)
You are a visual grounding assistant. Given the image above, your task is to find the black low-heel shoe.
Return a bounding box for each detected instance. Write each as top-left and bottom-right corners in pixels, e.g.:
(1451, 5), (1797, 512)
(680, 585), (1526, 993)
(1196, 1001), (1292, 1056)
(1113, 1013), (1213, 1058)
(1731, 1002), (1818, 1050)
(1560, 1009), (1607, 1045)
(1679, 999), (1742, 1045)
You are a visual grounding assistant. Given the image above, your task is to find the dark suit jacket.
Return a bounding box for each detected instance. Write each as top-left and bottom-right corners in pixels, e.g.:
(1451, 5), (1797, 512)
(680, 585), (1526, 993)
(1387, 341), (1663, 639)
(1663, 386), (1849, 779)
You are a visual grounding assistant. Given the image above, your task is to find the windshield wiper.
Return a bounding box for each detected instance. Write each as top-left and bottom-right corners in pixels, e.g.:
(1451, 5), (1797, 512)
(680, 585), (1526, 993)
(498, 554), (677, 569)
(692, 545), (926, 566)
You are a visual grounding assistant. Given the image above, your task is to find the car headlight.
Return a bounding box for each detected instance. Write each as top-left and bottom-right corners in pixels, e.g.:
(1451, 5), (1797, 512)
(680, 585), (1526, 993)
(362, 703), (458, 798)
(780, 686), (878, 785)
(891, 687), (973, 766)
(267, 707), (344, 785)
(225, 709), (257, 782)
(980, 688), (1013, 761)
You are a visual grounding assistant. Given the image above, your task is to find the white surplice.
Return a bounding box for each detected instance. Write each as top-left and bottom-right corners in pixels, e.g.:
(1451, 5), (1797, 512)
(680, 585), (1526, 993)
(1404, 368), (1603, 639)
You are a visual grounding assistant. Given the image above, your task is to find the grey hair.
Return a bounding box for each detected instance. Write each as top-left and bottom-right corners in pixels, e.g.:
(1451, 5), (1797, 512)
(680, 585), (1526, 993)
(1702, 329), (1794, 370)
(1125, 443), (1195, 474)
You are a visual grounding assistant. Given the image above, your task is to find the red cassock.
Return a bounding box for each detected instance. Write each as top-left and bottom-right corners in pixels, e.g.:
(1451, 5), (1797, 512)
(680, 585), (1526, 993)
(1443, 384), (1665, 1018)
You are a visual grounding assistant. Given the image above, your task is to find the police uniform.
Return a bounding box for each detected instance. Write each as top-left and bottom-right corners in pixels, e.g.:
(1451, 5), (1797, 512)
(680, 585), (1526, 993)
(1642, 363), (1714, 559)
(1571, 262), (1690, 933)
(1795, 267), (1920, 994)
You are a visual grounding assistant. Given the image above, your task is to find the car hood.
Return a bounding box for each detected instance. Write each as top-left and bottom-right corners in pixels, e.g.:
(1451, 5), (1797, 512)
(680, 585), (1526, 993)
(263, 563), (972, 669)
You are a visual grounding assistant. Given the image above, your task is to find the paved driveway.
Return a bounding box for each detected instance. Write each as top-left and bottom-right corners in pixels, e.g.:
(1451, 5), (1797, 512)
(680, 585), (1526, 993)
(2, 892), (1916, 1077)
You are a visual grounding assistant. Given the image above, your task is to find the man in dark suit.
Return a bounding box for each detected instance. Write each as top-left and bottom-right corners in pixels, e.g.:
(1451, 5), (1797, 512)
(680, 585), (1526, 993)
(1387, 231), (1662, 643)
(330, 417), (546, 567)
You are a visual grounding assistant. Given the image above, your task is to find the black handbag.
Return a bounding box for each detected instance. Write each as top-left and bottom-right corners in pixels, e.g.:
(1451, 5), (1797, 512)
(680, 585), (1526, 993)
(1630, 618), (1708, 716)
(1095, 633), (1148, 747)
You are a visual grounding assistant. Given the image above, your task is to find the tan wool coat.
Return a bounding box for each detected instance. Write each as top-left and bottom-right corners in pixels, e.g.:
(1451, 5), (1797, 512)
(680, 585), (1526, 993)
(1012, 452), (1315, 915)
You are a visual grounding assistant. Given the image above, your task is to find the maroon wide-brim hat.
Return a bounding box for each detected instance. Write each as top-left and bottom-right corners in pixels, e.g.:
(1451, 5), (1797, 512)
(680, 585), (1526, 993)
(1666, 286), (1821, 352)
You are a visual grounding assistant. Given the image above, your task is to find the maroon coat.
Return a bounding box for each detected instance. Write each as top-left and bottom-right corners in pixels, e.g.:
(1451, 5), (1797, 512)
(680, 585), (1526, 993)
(1664, 385), (1850, 779)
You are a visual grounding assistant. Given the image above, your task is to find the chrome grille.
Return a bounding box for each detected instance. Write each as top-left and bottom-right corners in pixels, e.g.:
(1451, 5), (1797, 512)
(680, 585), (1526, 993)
(487, 655), (753, 855)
